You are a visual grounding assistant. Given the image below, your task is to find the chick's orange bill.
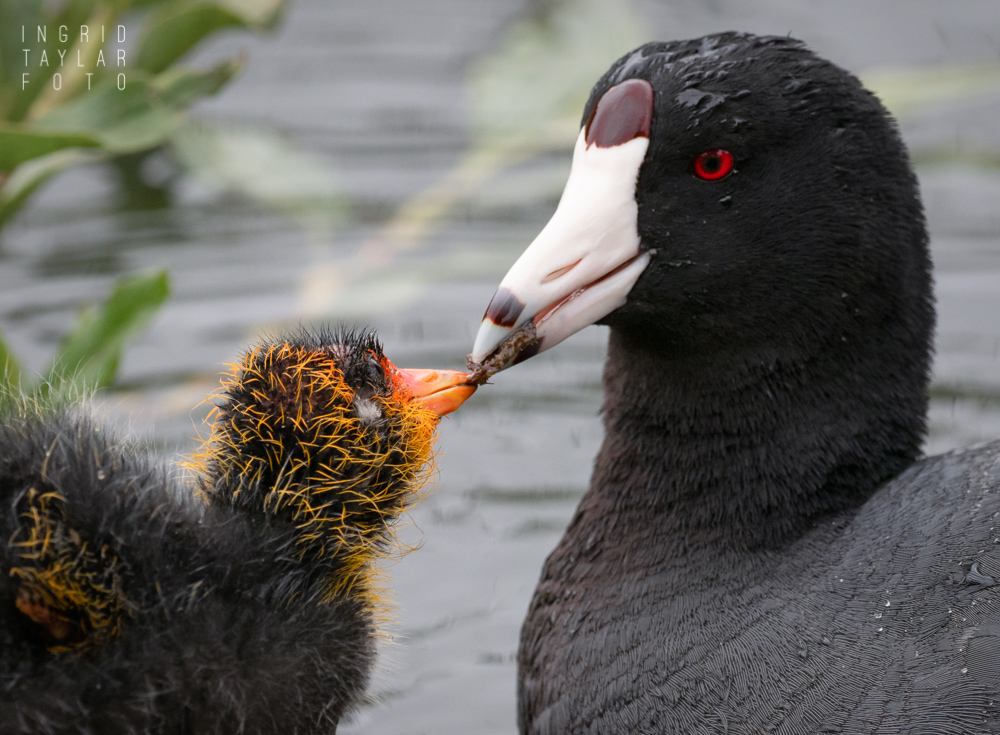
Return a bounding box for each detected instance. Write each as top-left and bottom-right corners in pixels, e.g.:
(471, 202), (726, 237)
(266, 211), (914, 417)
(394, 368), (476, 417)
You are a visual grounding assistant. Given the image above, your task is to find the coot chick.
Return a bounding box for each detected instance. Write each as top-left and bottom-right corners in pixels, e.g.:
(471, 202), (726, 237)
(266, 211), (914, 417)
(471, 33), (1000, 734)
(0, 328), (474, 734)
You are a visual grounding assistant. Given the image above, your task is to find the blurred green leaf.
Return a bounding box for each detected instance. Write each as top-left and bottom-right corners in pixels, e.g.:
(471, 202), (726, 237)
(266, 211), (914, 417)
(0, 124), (100, 171)
(151, 58), (241, 108)
(137, 0), (283, 73)
(862, 62), (1000, 169)
(171, 121), (345, 231)
(0, 0), (44, 120)
(211, 0), (285, 25)
(863, 63), (1000, 119)
(8, 0), (117, 122)
(0, 331), (23, 389)
(137, 4), (244, 73)
(911, 146), (1000, 169)
(0, 0), (284, 227)
(0, 148), (101, 227)
(468, 0), (645, 151)
(35, 77), (184, 153)
(46, 269), (170, 391)
(31, 60), (238, 153)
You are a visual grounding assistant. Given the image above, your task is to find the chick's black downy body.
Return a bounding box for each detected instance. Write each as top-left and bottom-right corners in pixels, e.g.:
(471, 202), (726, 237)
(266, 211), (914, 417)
(468, 34), (1000, 734)
(0, 412), (371, 734)
(0, 329), (445, 734)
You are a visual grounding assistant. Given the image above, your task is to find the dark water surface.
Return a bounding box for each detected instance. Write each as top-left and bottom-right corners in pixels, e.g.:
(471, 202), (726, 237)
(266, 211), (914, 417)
(2, 1), (1000, 732)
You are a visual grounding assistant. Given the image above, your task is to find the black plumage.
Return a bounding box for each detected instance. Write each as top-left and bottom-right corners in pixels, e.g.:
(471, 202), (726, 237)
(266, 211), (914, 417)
(0, 328), (443, 734)
(498, 34), (1000, 733)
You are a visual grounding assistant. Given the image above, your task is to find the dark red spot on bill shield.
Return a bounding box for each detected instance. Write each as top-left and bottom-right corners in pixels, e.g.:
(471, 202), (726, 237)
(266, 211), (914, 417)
(484, 287), (526, 328)
(584, 79), (654, 149)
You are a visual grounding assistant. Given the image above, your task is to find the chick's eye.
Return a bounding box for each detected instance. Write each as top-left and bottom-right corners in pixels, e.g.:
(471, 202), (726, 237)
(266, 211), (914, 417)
(693, 149), (734, 181)
(365, 354), (385, 385)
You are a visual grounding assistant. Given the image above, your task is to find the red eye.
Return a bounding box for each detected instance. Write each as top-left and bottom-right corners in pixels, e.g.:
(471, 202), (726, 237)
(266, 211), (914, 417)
(693, 149), (734, 181)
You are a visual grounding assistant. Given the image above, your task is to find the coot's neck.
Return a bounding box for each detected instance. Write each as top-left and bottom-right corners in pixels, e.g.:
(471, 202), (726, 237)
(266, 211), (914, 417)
(591, 329), (916, 550)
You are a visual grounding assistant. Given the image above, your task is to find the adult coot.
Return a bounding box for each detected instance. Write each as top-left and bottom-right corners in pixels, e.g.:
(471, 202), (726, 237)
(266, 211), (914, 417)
(470, 33), (1000, 734)
(0, 329), (474, 734)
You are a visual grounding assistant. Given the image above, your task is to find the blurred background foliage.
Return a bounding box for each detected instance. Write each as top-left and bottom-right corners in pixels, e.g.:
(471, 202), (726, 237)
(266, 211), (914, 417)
(384, 0), (1000, 247)
(0, 268), (167, 395)
(0, 0), (289, 223)
(2, 0), (1000, 397)
(0, 0), (331, 394)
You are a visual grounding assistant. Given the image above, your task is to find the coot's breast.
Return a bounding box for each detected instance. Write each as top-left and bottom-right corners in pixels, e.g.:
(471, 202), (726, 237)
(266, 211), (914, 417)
(519, 442), (1000, 734)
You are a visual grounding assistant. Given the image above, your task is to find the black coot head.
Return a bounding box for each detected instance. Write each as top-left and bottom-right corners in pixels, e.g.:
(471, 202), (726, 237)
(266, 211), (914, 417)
(599, 34), (932, 368)
(473, 30), (932, 397)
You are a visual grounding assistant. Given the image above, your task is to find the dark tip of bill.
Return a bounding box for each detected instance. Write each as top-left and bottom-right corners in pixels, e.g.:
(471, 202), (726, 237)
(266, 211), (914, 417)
(484, 287), (525, 328)
(584, 78), (654, 149)
(466, 321), (539, 385)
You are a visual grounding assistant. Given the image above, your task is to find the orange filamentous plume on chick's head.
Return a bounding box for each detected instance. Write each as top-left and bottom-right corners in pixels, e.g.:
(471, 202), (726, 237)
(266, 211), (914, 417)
(193, 327), (475, 602)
